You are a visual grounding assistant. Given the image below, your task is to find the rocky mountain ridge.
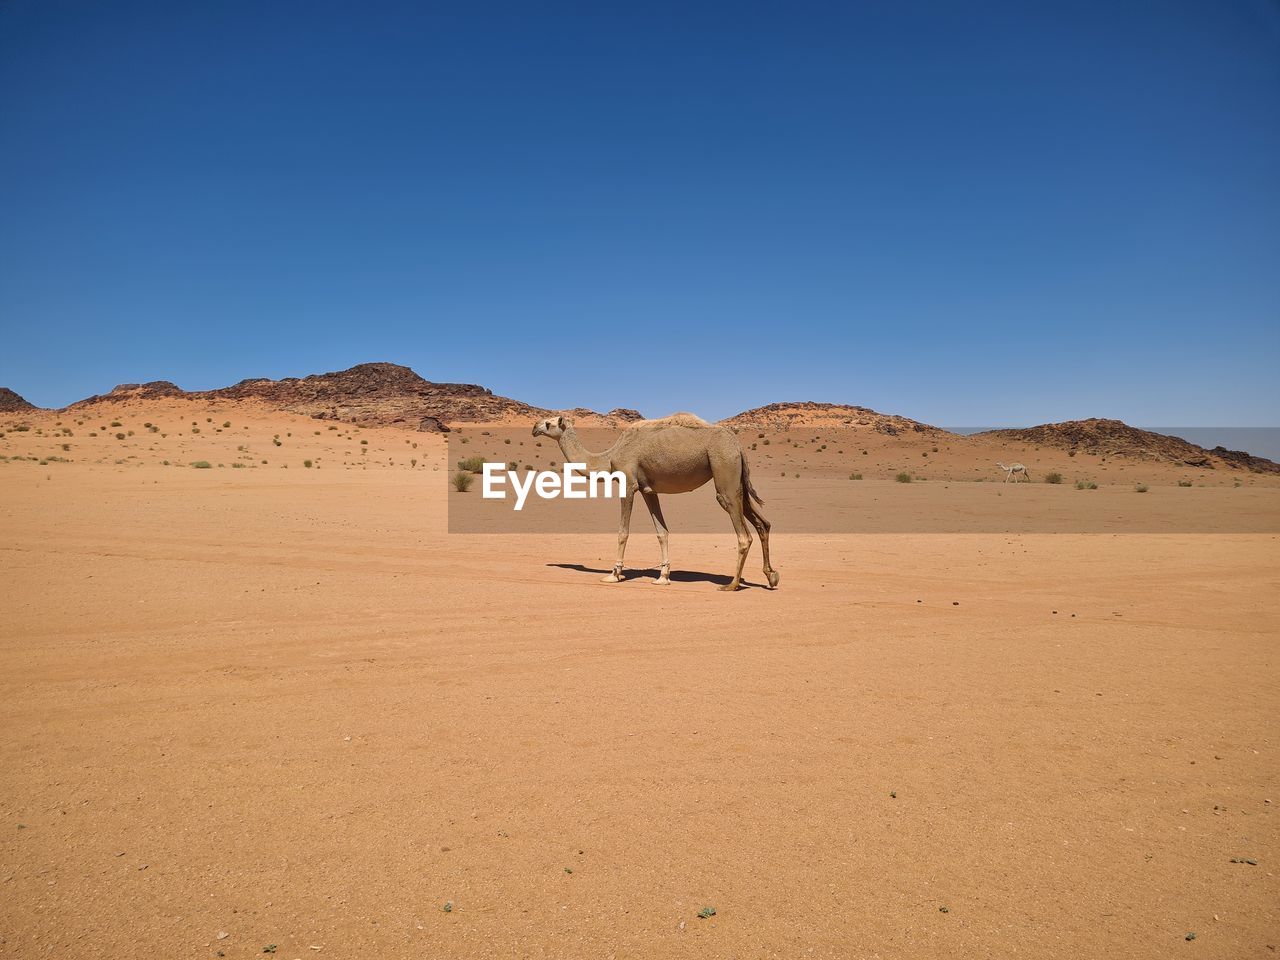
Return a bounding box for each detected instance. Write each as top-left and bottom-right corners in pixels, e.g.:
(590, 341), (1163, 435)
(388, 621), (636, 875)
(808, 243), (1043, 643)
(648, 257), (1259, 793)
(4, 370), (1274, 471)
(62, 363), (641, 432)
(720, 401), (943, 437)
(0, 387), (36, 413)
(977, 418), (1279, 474)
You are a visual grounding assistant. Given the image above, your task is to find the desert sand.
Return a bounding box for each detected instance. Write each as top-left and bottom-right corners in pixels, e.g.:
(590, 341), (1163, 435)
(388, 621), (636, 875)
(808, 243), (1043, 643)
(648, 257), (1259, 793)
(2, 400), (1278, 958)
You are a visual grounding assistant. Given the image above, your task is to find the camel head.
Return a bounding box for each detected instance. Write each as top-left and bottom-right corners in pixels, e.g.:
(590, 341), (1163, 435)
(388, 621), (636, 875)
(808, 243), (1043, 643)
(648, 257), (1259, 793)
(532, 415), (571, 438)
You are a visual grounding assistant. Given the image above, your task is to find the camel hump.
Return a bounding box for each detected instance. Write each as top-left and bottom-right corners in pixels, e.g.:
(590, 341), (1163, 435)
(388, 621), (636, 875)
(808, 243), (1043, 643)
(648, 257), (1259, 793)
(630, 412), (712, 430)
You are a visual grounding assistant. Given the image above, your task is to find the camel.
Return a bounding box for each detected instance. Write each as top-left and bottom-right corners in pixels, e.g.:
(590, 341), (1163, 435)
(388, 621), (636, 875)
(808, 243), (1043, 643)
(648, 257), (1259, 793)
(532, 414), (779, 591)
(997, 461), (1030, 483)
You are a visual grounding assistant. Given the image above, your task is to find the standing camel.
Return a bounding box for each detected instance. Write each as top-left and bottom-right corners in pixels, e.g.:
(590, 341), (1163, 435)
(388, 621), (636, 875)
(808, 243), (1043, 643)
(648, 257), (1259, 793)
(532, 414), (779, 591)
(997, 461), (1030, 483)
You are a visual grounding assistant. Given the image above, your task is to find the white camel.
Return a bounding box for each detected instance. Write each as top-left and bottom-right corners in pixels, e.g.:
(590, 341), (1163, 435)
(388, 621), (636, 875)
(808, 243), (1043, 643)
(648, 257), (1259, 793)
(997, 461), (1030, 483)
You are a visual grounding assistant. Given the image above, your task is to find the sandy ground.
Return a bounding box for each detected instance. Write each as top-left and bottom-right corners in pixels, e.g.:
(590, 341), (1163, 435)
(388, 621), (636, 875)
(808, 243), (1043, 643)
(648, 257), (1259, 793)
(2, 403), (1278, 958)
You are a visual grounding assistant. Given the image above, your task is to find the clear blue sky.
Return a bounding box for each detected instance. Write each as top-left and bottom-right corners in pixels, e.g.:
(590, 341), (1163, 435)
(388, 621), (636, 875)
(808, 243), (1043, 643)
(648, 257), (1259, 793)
(2, 0), (1277, 424)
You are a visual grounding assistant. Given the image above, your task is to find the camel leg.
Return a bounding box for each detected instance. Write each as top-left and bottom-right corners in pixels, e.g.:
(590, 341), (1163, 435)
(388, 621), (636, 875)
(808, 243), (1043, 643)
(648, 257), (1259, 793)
(743, 498), (779, 589)
(640, 491), (671, 585)
(713, 490), (753, 591)
(602, 490), (634, 583)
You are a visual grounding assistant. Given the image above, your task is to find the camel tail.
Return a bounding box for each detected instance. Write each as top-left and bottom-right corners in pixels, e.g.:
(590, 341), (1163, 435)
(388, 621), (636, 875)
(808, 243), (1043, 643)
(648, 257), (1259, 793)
(742, 455), (765, 506)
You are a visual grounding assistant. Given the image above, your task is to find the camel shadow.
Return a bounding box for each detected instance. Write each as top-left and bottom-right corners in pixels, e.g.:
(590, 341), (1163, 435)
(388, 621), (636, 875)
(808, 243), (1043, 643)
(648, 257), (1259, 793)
(547, 563), (767, 590)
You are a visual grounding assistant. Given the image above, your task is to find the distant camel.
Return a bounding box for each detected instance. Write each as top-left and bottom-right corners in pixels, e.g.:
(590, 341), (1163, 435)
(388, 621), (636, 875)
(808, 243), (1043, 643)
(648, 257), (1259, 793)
(532, 414), (779, 591)
(997, 461), (1030, 483)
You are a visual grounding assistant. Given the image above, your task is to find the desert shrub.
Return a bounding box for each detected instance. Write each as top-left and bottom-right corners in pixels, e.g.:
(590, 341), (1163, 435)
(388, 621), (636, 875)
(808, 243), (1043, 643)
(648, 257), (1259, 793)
(457, 456), (485, 473)
(223, 421), (231, 428)
(61, 444), (70, 451)
(110, 421), (121, 427)
(1135, 483), (1148, 493)
(1044, 472), (1063, 484)
(273, 438), (282, 447)
(849, 472), (862, 480)
(895, 472), (912, 483)
(231, 462), (245, 468)
(115, 432), (125, 440)
(191, 461), (212, 469)
(1075, 480), (1098, 490)
(1178, 479), (1192, 487)
(13, 425), (29, 432)
(303, 460), (313, 468)
(451, 470), (473, 492)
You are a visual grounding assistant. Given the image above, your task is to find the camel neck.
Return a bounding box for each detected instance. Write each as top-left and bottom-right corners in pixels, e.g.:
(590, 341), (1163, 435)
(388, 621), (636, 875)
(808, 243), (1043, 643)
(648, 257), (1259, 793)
(556, 428), (610, 472)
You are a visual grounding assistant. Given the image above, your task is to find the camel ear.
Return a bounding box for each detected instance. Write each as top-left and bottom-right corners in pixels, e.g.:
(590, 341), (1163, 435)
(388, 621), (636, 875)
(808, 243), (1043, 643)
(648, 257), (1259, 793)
(557, 415), (566, 430)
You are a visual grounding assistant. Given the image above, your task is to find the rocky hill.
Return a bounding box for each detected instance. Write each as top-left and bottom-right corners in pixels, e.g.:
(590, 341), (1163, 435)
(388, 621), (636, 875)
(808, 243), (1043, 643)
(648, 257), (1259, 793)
(72, 381), (186, 406)
(977, 419), (1279, 473)
(64, 363), (640, 431)
(0, 388), (37, 413)
(721, 401), (944, 436)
